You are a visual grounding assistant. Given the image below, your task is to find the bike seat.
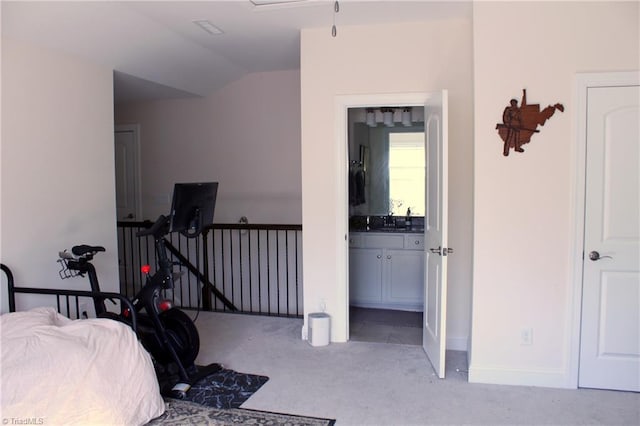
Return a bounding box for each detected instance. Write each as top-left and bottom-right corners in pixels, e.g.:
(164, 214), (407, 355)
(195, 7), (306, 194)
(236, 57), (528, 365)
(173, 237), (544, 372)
(72, 245), (105, 257)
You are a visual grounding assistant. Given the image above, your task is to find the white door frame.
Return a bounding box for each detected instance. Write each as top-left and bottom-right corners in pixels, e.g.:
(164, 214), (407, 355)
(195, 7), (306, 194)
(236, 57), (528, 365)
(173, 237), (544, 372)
(569, 71), (639, 388)
(335, 92), (433, 341)
(114, 124), (142, 221)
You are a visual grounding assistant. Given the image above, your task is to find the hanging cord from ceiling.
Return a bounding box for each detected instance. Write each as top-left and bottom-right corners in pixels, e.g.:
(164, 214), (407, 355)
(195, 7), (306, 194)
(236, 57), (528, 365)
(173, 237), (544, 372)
(332, 1), (339, 37)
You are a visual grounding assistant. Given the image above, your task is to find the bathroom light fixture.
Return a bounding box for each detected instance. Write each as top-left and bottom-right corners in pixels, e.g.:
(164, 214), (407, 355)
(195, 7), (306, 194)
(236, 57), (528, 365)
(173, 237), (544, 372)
(366, 108), (376, 127)
(382, 108), (394, 127)
(193, 20), (224, 35)
(401, 107), (412, 126)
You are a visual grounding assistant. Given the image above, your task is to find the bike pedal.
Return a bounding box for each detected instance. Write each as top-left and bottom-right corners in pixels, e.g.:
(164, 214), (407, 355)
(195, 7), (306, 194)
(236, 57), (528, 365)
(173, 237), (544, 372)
(170, 382), (191, 399)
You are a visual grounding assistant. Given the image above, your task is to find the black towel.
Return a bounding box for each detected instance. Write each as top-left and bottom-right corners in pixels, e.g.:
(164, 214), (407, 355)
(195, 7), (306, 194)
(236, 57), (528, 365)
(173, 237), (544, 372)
(355, 169), (365, 205)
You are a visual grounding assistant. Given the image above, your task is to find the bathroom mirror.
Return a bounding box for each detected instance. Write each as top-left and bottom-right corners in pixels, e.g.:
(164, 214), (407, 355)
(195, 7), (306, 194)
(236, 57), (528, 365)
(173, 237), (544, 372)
(348, 107), (425, 217)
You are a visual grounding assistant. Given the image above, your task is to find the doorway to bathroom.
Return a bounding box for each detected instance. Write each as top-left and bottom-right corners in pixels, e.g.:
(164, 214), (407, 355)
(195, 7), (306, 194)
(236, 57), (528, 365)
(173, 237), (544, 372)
(337, 90), (450, 377)
(347, 108), (425, 346)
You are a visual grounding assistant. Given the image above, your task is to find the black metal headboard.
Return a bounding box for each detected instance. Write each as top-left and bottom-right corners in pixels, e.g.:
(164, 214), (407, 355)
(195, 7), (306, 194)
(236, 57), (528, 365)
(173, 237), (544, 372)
(1, 263), (137, 332)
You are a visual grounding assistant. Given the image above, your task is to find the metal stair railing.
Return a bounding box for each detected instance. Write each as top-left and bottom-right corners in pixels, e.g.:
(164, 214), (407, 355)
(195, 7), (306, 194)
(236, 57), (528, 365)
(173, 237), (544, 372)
(117, 221), (303, 318)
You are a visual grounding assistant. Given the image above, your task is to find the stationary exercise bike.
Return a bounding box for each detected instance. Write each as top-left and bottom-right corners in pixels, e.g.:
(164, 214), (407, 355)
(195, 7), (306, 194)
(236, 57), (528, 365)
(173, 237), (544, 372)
(58, 182), (221, 398)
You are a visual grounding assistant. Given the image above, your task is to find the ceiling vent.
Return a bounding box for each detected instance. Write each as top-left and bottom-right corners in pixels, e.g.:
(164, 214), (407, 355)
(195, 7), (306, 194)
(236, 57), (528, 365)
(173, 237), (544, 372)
(193, 20), (224, 35)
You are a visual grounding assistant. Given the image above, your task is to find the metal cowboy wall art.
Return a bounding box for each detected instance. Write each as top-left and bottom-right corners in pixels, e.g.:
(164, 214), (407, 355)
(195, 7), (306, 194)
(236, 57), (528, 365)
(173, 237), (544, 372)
(496, 89), (564, 156)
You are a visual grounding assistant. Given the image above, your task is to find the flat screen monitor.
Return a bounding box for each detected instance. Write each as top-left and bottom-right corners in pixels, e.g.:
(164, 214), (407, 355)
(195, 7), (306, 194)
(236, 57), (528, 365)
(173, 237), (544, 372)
(169, 182), (218, 237)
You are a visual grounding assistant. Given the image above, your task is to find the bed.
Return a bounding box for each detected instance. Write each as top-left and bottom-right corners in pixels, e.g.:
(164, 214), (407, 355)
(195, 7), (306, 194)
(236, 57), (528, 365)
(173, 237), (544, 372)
(1, 265), (165, 425)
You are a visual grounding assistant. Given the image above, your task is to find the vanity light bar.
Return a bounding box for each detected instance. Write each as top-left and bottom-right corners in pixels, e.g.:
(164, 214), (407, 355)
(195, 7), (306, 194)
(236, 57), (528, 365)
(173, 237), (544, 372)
(365, 107), (413, 128)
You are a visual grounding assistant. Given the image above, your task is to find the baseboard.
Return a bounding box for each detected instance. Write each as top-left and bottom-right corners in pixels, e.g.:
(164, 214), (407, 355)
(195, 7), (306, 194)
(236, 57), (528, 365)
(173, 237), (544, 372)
(468, 364), (575, 389)
(446, 336), (468, 351)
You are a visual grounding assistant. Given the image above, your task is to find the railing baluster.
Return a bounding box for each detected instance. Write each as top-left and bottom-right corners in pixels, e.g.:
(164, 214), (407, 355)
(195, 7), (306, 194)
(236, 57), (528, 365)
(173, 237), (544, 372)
(221, 230), (226, 311)
(229, 229), (235, 310)
(276, 230), (280, 315)
(202, 230), (211, 311)
(248, 229), (253, 313)
(238, 229), (244, 312)
(212, 229), (218, 311)
(296, 230), (300, 316)
(285, 230), (290, 316)
(266, 230), (271, 315)
(257, 229), (262, 315)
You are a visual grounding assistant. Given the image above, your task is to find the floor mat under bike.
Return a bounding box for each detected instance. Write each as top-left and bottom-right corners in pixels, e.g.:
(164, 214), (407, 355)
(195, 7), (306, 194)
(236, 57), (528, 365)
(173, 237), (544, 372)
(160, 366), (269, 409)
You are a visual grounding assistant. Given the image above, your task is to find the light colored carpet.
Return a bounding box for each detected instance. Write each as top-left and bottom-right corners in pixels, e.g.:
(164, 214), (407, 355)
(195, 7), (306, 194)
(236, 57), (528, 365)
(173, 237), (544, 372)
(191, 311), (639, 426)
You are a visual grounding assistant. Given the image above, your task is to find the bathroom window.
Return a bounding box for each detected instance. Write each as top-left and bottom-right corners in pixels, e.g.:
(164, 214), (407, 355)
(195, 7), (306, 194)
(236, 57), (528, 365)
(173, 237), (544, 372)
(388, 132), (425, 215)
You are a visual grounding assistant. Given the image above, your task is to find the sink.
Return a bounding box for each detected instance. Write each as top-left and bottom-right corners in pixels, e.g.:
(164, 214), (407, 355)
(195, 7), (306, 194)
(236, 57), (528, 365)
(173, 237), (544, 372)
(349, 215), (424, 233)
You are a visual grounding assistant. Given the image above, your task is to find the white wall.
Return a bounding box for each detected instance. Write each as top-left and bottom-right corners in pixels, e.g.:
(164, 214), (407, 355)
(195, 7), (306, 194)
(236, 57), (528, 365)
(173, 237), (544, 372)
(300, 18), (474, 346)
(1, 38), (119, 311)
(471, 1), (639, 388)
(114, 70), (302, 224)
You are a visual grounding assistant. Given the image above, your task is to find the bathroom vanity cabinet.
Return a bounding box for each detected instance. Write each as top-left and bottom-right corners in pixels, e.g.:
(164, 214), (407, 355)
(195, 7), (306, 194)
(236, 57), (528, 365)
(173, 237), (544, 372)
(349, 232), (424, 311)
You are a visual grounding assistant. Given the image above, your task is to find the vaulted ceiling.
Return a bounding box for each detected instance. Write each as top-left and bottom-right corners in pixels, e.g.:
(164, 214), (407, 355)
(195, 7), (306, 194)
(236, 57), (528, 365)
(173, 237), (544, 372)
(2, 1), (471, 103)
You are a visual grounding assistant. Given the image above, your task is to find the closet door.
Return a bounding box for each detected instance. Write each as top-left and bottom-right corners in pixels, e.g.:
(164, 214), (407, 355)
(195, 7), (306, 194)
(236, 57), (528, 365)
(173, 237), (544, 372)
(579, 83), (640, 391)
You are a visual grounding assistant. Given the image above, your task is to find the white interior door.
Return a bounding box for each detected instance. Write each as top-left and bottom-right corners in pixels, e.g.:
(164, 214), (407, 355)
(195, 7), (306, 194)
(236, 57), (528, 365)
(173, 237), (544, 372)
(579, 84), (640, 391)
(423, 90), (449, 378)
(114, 125), (141, 221)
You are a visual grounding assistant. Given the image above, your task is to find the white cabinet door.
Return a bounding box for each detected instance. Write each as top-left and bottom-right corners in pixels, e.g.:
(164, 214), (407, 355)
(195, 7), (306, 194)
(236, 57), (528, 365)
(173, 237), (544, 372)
(386, 249), (425, 306)
(349, 248), (383, 304)
(349, 232), (425, 310)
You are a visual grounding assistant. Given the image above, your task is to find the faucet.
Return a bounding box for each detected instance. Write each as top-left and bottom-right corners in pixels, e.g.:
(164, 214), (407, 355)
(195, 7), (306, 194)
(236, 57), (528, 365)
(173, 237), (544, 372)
(386, 212), (395, 228)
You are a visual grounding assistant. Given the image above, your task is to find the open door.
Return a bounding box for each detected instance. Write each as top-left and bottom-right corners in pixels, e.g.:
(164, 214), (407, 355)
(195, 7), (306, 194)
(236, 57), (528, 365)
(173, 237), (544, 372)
(115, 125), (141, 222)
(423, 90), (449, 378)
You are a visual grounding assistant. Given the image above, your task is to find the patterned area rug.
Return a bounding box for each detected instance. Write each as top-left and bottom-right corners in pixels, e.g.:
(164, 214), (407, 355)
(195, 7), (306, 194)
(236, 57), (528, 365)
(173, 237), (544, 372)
(147, 399), (336, 426)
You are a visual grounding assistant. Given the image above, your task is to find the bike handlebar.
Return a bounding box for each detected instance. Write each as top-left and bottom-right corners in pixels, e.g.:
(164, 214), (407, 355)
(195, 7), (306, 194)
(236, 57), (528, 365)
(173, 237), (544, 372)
(136, 215), (170, 239)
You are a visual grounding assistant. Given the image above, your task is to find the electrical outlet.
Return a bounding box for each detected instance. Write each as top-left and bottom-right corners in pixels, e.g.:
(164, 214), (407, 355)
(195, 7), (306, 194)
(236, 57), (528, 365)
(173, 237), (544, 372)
(520, 328), (533, 345)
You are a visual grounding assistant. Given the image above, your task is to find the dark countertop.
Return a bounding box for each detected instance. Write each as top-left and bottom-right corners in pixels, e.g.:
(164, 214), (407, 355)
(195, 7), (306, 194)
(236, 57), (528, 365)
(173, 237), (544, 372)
(349, 216), (425, 234)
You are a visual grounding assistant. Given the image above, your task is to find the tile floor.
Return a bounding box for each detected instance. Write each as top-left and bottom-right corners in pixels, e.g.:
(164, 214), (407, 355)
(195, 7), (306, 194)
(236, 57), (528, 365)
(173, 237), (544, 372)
(349, 306), (423, 345)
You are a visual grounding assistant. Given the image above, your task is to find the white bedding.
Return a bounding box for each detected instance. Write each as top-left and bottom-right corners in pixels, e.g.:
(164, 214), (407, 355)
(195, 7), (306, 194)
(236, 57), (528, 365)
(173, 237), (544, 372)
(1, 307), (165, 425)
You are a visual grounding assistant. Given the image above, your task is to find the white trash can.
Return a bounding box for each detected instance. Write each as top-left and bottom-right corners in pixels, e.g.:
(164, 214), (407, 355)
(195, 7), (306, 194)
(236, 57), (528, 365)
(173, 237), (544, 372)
(308, 312), (330, 347)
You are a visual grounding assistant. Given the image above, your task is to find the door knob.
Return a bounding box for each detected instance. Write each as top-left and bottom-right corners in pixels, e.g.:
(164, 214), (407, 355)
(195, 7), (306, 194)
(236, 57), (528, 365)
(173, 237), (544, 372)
(430, 246), (442, 255)
(124, 213), (135, 219)
(589, 251), (612, 261)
